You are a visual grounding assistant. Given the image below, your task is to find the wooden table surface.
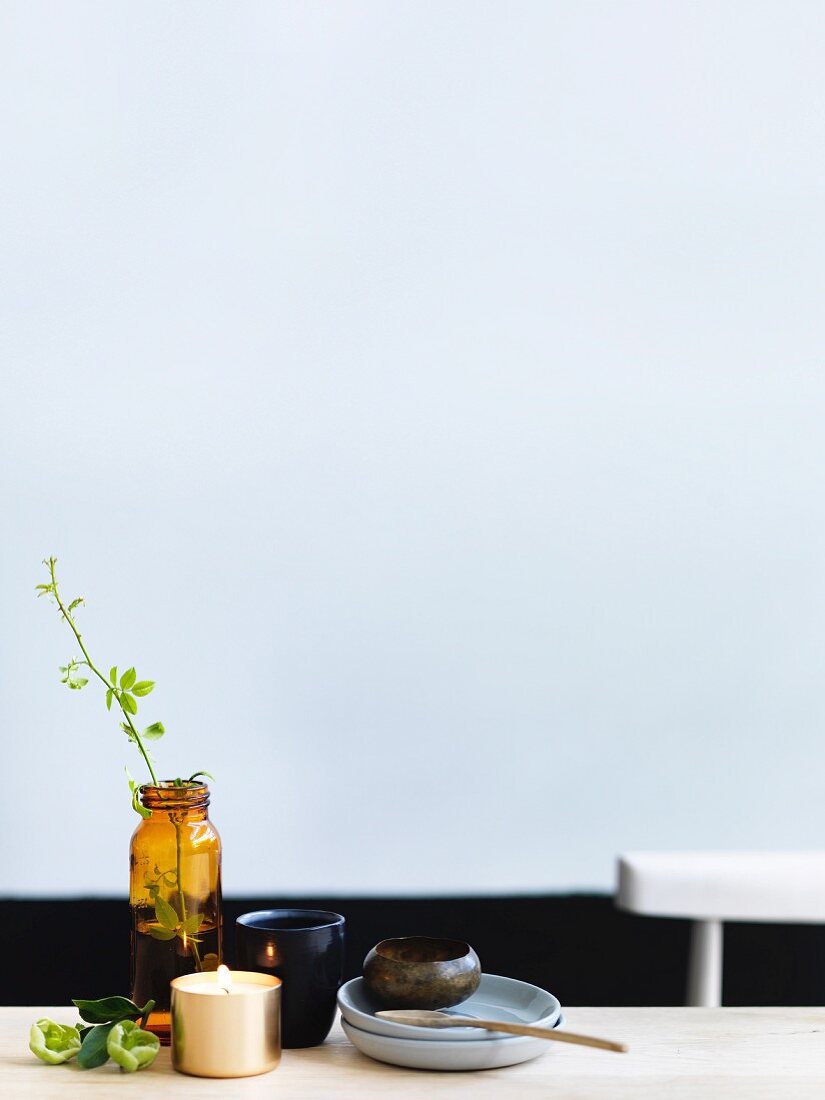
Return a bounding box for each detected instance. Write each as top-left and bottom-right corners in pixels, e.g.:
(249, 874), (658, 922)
(3, 1007), (825, 1098)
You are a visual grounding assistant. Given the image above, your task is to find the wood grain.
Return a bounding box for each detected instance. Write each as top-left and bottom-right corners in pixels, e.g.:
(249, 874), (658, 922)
(2, 1007), (825, 1098)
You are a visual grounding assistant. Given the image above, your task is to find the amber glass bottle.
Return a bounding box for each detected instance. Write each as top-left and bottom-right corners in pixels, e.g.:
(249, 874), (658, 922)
(129, 782), (222, 1043)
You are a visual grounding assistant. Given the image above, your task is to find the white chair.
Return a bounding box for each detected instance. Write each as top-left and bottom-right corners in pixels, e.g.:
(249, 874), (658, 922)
(616, 851), (825, 1006)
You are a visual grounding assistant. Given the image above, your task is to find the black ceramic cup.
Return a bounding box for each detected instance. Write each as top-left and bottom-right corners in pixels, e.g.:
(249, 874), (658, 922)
(236, 909), (345, 1048)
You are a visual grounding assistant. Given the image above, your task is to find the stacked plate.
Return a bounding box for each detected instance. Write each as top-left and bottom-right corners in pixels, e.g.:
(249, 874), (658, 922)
(337, 973), (563, 1071)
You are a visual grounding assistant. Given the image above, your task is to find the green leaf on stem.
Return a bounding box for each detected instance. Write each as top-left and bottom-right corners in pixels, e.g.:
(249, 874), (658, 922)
(139, 999), (155, 1030)
(132, 681), (154, 697)
(142, 721), (165, 741)
(72, 996), (144, 1025)
(67, 597), (84, 613)
(181, 913), (204, 934)
(148, 925), (177, 941)
(121, 692), (138, 715)
(132, 786), (150, 818)
(109, 665), (117, 685)
(154, 894), (179, 930)
(105, 688), (113, 711)
(77, 1023), (114, 1069)
(125, 767), (151, 819)
(120, 668), (137, 690)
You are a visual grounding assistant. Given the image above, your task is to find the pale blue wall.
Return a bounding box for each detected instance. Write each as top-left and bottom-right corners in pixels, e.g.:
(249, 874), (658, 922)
(2, 1), (824, 895)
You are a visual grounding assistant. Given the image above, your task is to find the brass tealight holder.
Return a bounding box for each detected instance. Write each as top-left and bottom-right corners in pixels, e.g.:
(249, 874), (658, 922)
(170, 966), (281, 1078)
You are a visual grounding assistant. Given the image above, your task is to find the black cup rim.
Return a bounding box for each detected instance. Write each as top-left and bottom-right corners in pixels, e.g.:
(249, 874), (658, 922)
(237, 908), (345, 934)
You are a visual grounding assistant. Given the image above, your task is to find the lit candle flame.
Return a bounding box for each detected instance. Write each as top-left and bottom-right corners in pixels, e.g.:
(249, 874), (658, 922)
(217, 964), (232, 994)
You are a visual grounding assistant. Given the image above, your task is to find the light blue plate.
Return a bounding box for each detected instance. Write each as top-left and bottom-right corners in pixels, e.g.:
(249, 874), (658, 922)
(337, 973), (561, 1042)
(341, 1012), (565, 1071)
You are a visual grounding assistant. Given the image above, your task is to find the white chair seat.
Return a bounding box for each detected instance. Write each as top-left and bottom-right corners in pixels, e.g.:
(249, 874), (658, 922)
(616, 852), (825, 1007)
(617, 851), (825, 923)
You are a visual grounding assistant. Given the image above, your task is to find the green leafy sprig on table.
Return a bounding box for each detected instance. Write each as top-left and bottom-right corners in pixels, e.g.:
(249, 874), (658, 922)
(29, 996), (159, 1072)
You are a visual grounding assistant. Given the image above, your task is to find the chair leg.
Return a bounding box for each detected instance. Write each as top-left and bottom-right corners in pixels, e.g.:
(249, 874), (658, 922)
(686, 919), (723, 1007)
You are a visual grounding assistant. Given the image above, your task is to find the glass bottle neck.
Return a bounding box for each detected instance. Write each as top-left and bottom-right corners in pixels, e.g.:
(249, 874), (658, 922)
(139, 782), (210, 819)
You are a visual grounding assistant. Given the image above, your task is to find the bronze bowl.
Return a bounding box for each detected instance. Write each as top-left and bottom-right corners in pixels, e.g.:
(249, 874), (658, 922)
(362, 936), (481, 1010)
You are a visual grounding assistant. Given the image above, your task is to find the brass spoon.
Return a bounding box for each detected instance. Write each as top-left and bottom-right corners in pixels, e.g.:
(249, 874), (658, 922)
(375, 1010), (628, 1053)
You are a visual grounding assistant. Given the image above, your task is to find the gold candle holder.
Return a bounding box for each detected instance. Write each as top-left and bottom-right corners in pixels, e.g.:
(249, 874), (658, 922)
(170, 966), (281, 1078)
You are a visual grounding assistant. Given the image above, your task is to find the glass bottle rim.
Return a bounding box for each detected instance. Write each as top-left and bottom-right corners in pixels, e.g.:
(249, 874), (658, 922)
(139, 781), (210, 811)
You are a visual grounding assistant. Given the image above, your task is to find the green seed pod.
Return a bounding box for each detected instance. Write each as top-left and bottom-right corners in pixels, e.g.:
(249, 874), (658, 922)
(29, 1018), (81, 1065)
(106, 1020), (160, 1072)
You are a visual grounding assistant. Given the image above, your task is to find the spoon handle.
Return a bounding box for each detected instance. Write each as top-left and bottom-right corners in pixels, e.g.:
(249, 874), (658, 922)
(448, 1018), (627, 1053)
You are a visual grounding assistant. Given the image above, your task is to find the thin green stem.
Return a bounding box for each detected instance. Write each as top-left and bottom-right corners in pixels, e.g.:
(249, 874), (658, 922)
(47, 559), (159, 786)
(174, 822), (202, 971)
